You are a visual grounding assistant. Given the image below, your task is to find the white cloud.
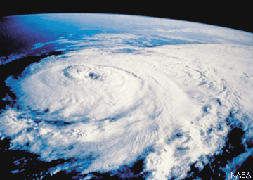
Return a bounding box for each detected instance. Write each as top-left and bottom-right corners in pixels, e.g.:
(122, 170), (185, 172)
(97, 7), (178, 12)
(1, 43), (253, 179)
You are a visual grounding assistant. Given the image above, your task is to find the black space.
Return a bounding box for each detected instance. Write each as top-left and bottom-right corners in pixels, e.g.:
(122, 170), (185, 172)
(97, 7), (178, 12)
(0, 2), (252, 33)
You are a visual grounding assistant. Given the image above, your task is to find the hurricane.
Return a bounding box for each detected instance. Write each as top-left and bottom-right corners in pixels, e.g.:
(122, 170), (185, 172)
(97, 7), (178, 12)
(0, 14), (252, 180)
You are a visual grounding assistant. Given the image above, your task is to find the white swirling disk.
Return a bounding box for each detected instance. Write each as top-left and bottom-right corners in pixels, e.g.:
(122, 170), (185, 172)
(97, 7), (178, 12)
(1, 44), (253, 179)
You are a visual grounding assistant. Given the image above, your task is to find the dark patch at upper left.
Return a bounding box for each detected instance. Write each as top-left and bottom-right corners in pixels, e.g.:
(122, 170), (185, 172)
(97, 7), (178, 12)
(0, 51), (64, 111)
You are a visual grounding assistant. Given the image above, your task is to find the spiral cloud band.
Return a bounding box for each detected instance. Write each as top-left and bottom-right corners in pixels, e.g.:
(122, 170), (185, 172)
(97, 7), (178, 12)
(1, 43), (253, 179)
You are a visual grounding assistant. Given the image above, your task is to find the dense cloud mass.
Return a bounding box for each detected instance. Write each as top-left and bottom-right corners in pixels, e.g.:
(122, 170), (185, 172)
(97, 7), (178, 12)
(1, 44), (253, 179)
(0, 14), (253, 180)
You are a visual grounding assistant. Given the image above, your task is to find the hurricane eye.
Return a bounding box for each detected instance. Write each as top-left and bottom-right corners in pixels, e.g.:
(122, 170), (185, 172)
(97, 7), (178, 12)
(89, 72), (99, 79)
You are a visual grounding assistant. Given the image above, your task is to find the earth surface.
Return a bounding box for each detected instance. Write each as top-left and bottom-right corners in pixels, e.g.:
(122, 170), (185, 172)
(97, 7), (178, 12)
(0, 13), (253, 180)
